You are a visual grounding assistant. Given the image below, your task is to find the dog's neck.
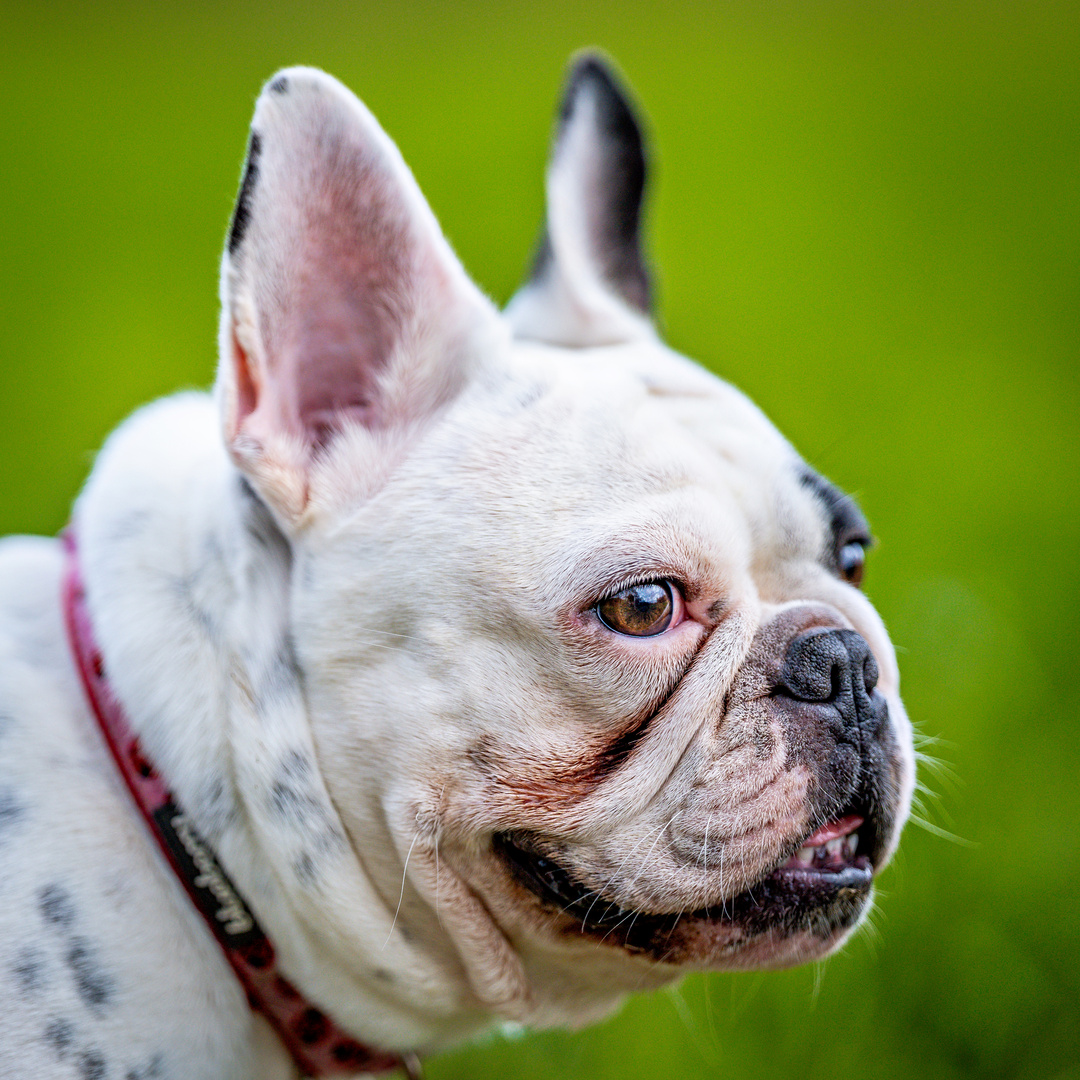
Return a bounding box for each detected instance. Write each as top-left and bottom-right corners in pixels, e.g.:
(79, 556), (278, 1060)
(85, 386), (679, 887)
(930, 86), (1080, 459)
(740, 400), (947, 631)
(73, 391), (489, 1054)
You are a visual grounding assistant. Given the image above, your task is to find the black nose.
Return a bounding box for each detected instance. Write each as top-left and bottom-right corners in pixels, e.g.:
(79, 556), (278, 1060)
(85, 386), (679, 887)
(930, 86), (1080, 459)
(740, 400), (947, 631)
(778, 628), (878, 701)
(776, 628), (884, 738)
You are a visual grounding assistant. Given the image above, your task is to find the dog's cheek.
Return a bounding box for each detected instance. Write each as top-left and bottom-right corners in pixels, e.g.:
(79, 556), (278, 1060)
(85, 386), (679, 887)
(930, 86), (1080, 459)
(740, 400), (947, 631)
(462, 728), (650, 824)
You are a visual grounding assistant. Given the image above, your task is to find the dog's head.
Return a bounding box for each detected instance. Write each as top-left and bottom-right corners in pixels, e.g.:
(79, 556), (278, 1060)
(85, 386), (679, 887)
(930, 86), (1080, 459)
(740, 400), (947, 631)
(217, 57), (913, 1025)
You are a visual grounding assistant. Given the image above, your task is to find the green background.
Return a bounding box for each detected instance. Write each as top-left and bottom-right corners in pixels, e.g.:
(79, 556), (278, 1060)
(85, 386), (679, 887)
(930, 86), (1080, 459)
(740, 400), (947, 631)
(1, 2), (1077, 1077)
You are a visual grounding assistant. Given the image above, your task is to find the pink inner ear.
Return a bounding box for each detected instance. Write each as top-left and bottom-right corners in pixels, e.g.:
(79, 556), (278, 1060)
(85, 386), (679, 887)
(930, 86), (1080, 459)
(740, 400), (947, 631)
(239, 149), (431, 451)
(224, 69), (489, 495)
(285, 278), (393, 445)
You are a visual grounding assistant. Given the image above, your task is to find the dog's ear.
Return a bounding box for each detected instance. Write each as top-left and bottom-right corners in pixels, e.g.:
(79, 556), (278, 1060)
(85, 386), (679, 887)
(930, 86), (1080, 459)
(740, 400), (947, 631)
(505, 53), (654, 347)
(218, 68), (500, 527)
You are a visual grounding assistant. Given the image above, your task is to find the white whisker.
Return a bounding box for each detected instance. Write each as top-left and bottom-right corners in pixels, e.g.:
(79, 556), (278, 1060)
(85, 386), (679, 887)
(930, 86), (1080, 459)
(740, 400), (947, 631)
(383, 831), (419, 948)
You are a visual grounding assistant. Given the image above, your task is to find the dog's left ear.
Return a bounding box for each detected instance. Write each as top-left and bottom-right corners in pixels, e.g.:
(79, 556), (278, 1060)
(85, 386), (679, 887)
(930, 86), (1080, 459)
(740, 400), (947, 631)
(505, 53), (654, 346)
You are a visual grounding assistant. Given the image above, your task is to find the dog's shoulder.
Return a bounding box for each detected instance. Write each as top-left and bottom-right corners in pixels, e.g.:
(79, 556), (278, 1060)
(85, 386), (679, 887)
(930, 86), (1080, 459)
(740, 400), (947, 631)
(0, 449), (260, 1078)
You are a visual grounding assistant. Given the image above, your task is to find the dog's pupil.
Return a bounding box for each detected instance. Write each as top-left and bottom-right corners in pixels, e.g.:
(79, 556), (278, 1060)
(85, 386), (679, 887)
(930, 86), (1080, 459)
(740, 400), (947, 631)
(598, 582), (672, 636)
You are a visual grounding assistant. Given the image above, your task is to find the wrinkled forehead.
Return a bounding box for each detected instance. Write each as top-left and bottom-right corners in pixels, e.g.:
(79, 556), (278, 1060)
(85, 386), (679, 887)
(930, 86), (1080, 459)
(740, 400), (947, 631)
(326, 341), (829, 588)
(473, 339), (815, 540)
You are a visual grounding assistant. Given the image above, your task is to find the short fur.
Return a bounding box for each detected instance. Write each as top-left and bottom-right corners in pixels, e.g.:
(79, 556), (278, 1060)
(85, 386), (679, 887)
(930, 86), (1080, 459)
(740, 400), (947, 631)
(0, 55), (913, 1078)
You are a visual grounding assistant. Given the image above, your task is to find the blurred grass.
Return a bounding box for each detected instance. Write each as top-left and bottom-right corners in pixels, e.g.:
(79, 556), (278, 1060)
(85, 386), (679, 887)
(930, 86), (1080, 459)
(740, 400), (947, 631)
(1, 2), (1078, 1077)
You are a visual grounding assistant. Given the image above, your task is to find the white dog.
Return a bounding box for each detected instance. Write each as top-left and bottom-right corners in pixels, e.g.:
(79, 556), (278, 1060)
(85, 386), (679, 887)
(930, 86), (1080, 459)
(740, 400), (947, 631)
(0, 55), (914, 1078)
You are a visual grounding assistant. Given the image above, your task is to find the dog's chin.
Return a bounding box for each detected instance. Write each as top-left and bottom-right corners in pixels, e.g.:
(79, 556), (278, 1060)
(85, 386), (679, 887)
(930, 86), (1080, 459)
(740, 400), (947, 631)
(492, 811), (879, 970)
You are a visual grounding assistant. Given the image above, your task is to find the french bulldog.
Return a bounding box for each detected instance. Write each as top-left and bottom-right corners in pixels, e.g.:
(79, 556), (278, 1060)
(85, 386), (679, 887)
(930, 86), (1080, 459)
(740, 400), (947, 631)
(0, 54), (914, 1079)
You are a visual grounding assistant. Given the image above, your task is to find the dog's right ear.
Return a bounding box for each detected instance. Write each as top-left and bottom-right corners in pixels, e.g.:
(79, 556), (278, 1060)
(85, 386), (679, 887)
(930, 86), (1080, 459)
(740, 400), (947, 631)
(505, 53), (655, 347)
(218, 68), (500, 529)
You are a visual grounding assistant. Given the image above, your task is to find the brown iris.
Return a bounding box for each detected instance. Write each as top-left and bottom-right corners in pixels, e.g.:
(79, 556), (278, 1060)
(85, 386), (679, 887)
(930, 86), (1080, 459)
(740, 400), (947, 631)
(838, 541), (866, 587)
(597, 582), (674, 637)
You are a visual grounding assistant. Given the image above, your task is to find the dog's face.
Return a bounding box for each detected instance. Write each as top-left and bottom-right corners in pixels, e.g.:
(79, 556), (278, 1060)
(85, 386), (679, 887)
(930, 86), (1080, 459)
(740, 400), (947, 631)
(218, 59), (913, 1023)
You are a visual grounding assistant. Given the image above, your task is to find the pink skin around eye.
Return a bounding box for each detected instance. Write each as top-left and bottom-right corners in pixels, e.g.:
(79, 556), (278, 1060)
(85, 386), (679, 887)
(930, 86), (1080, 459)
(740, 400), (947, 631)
(664, 585), (687, 634)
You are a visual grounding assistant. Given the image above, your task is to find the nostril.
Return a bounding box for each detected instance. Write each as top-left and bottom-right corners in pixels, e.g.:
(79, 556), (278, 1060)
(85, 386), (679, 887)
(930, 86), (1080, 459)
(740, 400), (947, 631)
(777, 628), (850, 703)
(862, 651), (880, 695)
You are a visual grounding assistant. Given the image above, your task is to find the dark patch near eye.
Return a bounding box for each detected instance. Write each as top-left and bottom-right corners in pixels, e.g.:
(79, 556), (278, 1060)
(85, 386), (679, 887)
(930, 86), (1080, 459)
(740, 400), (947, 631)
(0, 787), (25, 840)
(227, 130), (261, 255)
(372, 967), (393, 983)
(78, 1050), (108, 1080)
(65, 938), (115, 1012)
(799, 467), (872, 571)
(39, 884), (76, 929)
(705, 598), (728, 623)
(13, 948), (47, 992)
(268, 74), (289, 94)
(582, 648), (694, 786)
(44, 1017), (75, 1056)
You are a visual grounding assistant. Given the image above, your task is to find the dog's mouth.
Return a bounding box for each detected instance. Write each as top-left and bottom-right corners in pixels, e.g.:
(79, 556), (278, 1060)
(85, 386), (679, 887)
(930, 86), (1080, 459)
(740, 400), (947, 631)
(494, 799), (879, 962)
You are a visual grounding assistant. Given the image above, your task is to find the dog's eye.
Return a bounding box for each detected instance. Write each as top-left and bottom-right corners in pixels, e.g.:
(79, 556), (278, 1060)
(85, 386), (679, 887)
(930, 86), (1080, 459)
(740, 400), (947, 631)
(597, 582), (676, 636)
(838, 541), (866, 587)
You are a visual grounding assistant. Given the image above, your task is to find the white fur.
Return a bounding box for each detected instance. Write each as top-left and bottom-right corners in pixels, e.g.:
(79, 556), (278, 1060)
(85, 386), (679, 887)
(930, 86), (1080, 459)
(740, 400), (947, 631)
(0, 64), (913, 1078)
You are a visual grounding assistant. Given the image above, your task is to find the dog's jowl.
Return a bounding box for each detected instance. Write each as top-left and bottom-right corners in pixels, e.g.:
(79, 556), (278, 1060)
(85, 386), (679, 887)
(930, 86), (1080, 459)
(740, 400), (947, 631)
(0, 55), (914, 1078)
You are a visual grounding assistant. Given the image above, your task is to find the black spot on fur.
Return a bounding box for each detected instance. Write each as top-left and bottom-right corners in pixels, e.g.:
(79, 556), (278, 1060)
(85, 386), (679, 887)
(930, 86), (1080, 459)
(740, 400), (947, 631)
(268, 752), (346, 861)
(0, 787), (25, 840)
(198, 777), (238, 839)
(39, 884), (76, 929)
(125, 1052), (165, 1080)
(293, 852), (316, 886)
(254, 649), (298, 713)
(269, 751), (321, 823)
(171, 573), (217, 639)
(65, 938), (115, 1012)
(78, 1049), (108, 1080)
(44, 1017), (75, 1057)
(268, 74), (289, 94)
(12, 948), (47, 992)
(227, 130), (261, 255)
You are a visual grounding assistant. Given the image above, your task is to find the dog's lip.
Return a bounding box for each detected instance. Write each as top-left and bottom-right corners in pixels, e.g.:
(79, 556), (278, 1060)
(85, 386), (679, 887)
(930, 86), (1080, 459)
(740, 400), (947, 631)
(494, 807), (877, 949)
(800, 814), (863, 847)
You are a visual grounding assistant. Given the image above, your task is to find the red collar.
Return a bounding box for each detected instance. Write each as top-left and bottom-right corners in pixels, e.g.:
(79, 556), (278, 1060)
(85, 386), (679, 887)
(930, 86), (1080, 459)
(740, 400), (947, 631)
(62, 530), (419, 1079)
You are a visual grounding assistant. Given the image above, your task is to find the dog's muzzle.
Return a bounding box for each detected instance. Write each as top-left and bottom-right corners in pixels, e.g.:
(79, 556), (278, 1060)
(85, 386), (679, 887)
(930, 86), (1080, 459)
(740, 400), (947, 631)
(493, 610), (907, 967)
